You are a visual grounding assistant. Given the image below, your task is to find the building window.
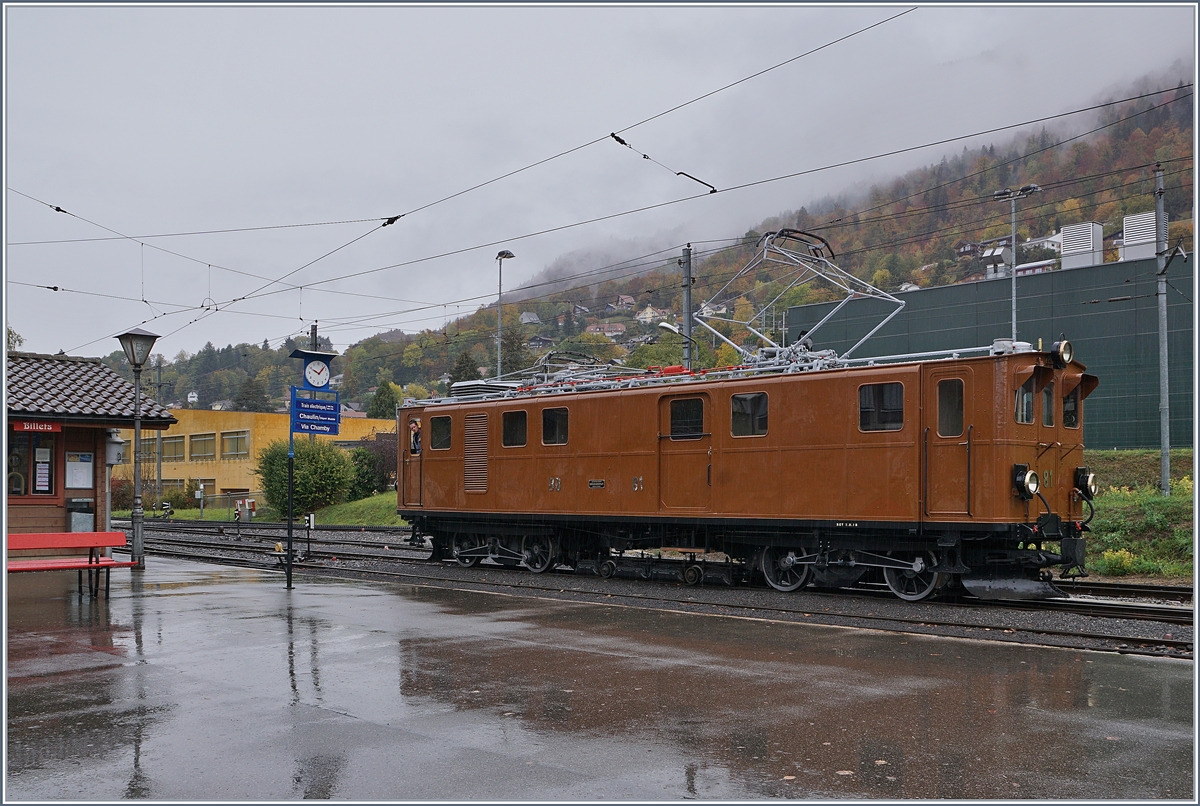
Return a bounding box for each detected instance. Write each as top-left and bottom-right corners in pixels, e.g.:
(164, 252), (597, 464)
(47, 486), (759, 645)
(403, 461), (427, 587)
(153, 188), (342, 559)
(162, 435), (185, 461)
(1063, 387), (1081, 429)
(430, 416), (452, 450)
(190, 433), (216, 460)
(670, 398), (705, 440)
(859, 383), (904, 432)
(937, 379), (964, 437)
(731, 393), (767, 436)
(1042, 383), (1055, 427)
(1014, 377), (1035, 424)
(7, 432), (56, 496)
(542, 408), (569, 445)
(502, 411), (527, 447)
(161, 479), (185, 493)
(221, 431), (249, 459)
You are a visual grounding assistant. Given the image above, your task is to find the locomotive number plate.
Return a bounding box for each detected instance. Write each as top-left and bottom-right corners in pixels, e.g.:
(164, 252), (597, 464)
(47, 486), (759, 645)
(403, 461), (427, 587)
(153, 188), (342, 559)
(548, 477), (561, 491)
(632, 476), (644, 491)
(589, 479), (606, 489)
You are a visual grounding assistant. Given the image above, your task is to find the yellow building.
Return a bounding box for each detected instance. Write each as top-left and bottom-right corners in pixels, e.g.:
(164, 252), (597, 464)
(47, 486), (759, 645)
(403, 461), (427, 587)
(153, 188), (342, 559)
(113, 409), (396, 498)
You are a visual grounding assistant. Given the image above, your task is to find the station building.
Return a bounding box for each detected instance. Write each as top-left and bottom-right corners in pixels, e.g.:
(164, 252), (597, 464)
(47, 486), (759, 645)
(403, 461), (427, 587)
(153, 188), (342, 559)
(110, 408), (396, 499)
(6, 352), (175, 534)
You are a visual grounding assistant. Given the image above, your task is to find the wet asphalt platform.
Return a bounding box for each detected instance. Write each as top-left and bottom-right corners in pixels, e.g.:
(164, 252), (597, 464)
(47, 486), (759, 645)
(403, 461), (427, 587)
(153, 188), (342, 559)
(6, 558), (1194, 801)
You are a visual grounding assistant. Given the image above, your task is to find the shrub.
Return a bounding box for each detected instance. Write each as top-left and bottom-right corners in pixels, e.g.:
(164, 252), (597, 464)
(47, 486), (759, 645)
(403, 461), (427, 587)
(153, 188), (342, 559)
(1093, 548), (1136, 576)
(110, 476), (133, 510)
(253, 439), (353, 514)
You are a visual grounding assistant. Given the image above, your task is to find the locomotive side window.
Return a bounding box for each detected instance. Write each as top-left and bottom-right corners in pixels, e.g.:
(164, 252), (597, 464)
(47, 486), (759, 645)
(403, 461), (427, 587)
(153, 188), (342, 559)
(542, 407), (569, 445)
(1015, 377), (1036, 424)
(1042, 383), (1055, 427)
(502, 410), (527, 447)
(937, 379), (963, 437)
(731, 393), (768, 436)
(1063, 387), (1081, 428)
(859, 383), (904, 431)
(429, 416), (452, 450)
(670, 398), (705, 440)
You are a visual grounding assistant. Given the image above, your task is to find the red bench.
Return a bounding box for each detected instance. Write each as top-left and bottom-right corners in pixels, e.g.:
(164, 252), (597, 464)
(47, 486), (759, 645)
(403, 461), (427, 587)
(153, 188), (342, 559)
(7, 532), (135, 597)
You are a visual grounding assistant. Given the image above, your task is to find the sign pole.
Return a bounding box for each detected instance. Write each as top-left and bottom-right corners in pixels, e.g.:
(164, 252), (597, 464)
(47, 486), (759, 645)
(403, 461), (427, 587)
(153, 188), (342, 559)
(286, 416), (294, 589)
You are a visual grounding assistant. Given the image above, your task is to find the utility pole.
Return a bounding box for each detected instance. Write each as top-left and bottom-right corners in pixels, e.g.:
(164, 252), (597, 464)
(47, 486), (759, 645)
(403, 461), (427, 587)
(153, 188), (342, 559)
(681, 244), (693, 370)
(1154, 163), (1170, 496)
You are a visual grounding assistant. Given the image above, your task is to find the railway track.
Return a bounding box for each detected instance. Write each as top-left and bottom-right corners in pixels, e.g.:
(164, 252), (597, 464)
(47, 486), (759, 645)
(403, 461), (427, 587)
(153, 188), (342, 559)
(118, 528), (1193, 656)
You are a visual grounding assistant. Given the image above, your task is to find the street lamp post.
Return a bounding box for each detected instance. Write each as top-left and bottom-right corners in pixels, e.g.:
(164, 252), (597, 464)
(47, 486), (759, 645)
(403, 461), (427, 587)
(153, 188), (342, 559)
(117, 328), (160, 570)
(496, 250), (515, 377)
(992, 184), (1042, 341)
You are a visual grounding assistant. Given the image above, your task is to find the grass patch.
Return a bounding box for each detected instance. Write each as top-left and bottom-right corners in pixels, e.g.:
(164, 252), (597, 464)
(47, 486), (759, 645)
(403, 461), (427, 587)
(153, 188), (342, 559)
(1088, 475), (1194, 578)
(115, 491), (402, 527)
(1084, 449), (1193, 490)
(310, 492), (406, 527)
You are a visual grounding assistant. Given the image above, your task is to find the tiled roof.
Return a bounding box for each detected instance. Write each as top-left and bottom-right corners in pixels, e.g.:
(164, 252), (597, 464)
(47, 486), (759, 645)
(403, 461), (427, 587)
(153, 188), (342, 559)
(5, 352), (176, 426)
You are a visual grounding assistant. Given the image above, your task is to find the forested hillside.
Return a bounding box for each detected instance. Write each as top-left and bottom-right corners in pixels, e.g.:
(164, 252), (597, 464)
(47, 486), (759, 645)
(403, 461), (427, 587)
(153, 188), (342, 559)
(100, 85), (1193, 412)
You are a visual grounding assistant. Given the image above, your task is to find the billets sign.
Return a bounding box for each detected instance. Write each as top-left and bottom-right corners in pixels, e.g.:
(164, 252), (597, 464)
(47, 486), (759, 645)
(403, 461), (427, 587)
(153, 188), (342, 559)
(12, 421), (61, 432)
(290, 388), (340, 435)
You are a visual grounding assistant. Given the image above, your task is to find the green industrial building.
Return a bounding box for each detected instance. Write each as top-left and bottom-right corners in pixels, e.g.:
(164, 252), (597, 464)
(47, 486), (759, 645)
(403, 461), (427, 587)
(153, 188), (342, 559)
(786, 255), (1193, 450)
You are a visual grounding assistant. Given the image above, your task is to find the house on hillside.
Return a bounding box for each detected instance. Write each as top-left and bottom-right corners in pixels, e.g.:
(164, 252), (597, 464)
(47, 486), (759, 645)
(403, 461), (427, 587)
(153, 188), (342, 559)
(519, 311), (541, 325)
(585, 322), (627, 340)
(606, 294), (636, 313)
(526, 334), (556, 351)
(636, 305), (672, 325)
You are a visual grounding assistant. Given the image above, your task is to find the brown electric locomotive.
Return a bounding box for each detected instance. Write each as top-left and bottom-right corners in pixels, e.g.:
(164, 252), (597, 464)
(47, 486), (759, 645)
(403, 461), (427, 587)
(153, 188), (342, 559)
(398, 341), (1098, 601)
(397, 231), (1099, 601)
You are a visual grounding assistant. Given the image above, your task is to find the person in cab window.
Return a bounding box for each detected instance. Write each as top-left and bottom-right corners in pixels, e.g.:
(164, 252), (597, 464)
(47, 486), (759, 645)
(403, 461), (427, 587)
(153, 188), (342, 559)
(408, 419), (421, 455)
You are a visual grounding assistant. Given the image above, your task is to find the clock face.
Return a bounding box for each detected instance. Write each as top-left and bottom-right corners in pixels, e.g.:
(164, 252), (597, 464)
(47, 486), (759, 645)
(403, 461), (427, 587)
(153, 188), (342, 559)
(304, 360), (330, 388)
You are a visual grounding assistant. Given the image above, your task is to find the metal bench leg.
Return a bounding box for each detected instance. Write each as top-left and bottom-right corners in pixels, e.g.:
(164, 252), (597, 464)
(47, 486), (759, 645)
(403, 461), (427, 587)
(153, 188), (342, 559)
(105, 567), (111, 597)
(77, 567), (84, 597)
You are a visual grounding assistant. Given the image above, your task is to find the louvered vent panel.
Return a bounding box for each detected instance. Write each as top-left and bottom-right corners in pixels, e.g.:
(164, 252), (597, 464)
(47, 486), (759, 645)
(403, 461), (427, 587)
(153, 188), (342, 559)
(463, 413), (488, 493)
(1122, 211), (1160, 246)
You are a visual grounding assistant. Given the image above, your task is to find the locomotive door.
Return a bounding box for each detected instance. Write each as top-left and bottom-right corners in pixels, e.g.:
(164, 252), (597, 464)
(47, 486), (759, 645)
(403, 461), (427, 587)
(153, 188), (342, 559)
(923, 369), (974, 517)
(401, 414), (422, 507)
(658, 394), (712, 511)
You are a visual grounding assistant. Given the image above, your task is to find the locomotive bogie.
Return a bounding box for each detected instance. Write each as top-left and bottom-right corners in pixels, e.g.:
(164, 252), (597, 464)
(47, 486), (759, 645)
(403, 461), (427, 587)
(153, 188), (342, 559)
(401, 349), (1097, 601)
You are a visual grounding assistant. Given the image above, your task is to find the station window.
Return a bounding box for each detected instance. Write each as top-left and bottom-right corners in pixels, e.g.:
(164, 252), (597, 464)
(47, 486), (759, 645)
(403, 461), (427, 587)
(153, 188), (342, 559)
(502, 411), (527, 447)
(1063, 387), (1081, 429)
(7, 432), (56, 496)
(1015, 377), (1036, 424)
(859, 383), (904, 432)
(937, 379), (963, 437)
(162, 435), (185, 462)
(221, 431), (249, 458)
(190, 433), (216, 460)
(1042, 383), (1055, 427)
(670, 398), (705, 440)
(731, 393), (767, 437)
(542, 408), (569, 445)
(430, 416), (452, 450)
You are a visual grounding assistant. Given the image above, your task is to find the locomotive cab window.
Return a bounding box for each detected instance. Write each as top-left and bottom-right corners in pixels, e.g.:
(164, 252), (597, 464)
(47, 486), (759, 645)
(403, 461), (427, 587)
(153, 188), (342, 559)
(937, 379), (963, 437)
(502, 410), (527, 447)
(670, 398), (705, 440)
(859, 383), (904, 432)
(1015, 376), (1036, 424)
(542, 407), (569, 445)
(1063, 387), (1081, 429)
(1042, 383), (1055, 427)
(731, 393), (767, 437)
(429, 416), (452, 450)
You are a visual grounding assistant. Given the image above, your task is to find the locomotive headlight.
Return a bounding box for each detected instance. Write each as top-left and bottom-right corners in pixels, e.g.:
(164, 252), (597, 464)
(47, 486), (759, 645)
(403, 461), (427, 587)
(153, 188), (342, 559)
(1075, 467), (1098, 500)
(1014, 464), (1039, 500)
(1051, 339), (1074, 368)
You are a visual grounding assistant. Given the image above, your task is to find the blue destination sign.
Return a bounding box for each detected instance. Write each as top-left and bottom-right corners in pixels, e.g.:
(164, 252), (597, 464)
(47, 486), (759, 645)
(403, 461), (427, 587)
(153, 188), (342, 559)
(290, 389), (340, 435)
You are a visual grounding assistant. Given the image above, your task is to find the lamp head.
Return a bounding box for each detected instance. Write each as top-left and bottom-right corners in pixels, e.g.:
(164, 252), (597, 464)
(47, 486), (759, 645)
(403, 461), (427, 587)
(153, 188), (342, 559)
(657, 321), (682, 336)
(993, 189), (1012, 200)
(116, 328), (160, 368)
(496, 250), (515, 261)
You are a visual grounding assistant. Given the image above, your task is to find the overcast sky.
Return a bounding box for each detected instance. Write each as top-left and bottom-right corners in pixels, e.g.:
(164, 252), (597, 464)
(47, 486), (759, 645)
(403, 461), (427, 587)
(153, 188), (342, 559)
(4, 3), (1195, 360)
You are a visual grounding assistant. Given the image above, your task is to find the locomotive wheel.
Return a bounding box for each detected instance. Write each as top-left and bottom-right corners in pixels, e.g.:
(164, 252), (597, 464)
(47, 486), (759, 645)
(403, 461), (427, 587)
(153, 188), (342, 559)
(760, 546), (811, 592)
(683, 564), (704, 586)
(883, 550), (946, 602)
(522, 535), (555, 574)
(453, 536), (482, 568)
(598, 559), (617, 578)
